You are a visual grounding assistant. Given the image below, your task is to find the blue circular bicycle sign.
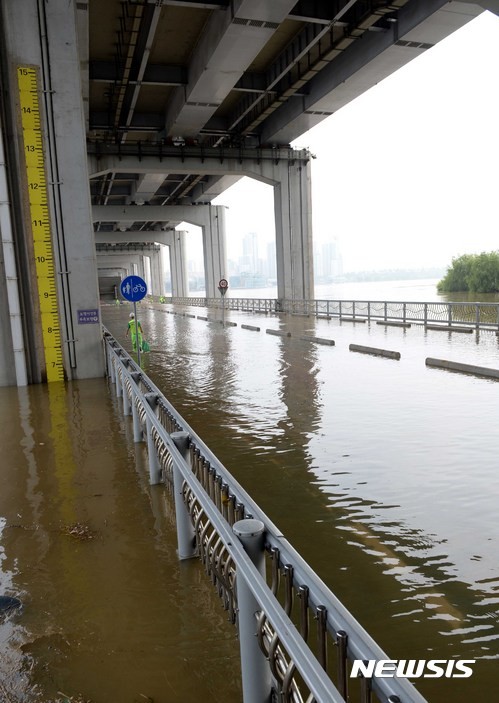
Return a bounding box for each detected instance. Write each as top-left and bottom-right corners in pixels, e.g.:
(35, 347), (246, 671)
(120, 275), (148, 302)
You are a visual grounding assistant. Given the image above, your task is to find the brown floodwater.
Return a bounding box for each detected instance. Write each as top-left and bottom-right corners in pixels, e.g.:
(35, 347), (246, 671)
(105, 301), (499, 703)
(0, 380), (242, 702)
(1, 297), (499, 703)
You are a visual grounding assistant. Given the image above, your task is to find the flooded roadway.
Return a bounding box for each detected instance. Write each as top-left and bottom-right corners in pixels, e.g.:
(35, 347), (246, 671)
(0, 381), (241, 702)
(1, 300), (499, 702)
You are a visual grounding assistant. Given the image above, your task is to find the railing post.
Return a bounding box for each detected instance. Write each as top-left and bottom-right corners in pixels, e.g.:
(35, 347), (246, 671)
(108, 347), (115, 384)
(170, 431), (197, 560)
(337, 630), (348, 699)
(145, 393), (161, 485)
(424, 303), (428, 326)
(122, 379), (130, 417)
(122, 364), (131, 416)
(367, 301), (370, 322)
(233, 519), (272, 703)
(131, 372), (143, 442)
(475, 303), (480, 330)
(115, 357), (122, 397)
(448, 303), (452, 327)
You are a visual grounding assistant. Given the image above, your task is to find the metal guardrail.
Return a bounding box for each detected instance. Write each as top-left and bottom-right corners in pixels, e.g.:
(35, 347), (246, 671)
(163, 297), (499, 331)
(169, 296), (278, 314)
(103, 327), (428, 703)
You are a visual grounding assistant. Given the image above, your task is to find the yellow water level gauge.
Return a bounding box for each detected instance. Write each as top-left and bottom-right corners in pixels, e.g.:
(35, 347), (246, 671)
(17, 65), (64, 382)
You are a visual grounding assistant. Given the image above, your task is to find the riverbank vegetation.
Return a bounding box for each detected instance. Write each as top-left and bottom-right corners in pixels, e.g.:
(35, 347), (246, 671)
(437, 252), (499, 293)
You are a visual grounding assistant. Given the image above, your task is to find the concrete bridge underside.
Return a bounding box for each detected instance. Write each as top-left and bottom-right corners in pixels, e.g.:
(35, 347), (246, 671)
(95, 232), (189, 299)
(0, 0), (497, 386)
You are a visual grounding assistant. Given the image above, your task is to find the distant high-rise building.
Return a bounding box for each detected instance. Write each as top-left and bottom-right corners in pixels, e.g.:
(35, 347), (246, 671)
(315, 239), (343, 280)
(265, 241), (277, 280)
(242, 232), (259, 272)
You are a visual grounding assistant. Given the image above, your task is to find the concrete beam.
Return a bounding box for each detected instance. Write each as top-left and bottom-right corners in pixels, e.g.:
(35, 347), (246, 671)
(261, 0), (486, 144)
(94, 230), (171, 245)
(132, 173), (169, 204)
(189, 174), (244, 203)
(92, 204), (220, 227)
(89, 60), (187, 87)
(87, 147), (310, 182)
(164, 0), (298, 137)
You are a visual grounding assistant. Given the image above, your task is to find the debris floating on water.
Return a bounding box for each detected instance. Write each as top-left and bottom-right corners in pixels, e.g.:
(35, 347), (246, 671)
(60, 522), (96, 540)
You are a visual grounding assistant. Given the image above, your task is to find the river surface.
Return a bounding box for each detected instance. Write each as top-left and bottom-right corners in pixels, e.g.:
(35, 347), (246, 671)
(194, 278), (499, 304)
(1, 280), (498, 702)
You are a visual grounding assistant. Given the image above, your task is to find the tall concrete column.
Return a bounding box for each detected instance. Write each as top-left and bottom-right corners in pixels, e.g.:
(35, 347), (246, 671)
(273, 160), (314, 301)
(202, 205), (227, 299)
(164, 230), (188, 298)
(150, 248), (164, 297)
(138, 255), (147, 284)
(0, 112), (28, 386)
(154, 248), (164, 296)
(1, 0), (104, 382)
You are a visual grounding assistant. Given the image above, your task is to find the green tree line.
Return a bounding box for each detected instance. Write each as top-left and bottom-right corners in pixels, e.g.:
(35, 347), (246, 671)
(437, 251), (499, 293)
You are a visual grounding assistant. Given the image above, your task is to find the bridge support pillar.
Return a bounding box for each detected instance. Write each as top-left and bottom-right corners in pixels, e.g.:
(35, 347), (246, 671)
(149, 248), (164, 297)
(202, 205), (227, 299)
(1, 0), (104, 383)
(138, 256), (147, 282)
(273, 160), (314, 302)
(163, 230), (188, 298)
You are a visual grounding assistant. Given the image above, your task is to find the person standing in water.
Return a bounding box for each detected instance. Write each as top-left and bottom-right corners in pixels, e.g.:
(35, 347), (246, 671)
(126, 312), (144, 351)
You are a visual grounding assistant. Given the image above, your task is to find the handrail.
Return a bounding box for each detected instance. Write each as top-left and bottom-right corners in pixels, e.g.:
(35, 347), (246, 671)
(103, 328), (428, 703)
(160, 296), (499, 331)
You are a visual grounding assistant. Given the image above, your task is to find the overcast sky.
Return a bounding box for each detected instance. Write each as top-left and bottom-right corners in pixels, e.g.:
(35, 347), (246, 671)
(191, 10), (499, 274)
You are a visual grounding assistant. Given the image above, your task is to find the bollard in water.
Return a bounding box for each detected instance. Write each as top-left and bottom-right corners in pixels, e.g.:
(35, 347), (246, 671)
(170, 431), (197, 560)
(233, 519), (272, 703)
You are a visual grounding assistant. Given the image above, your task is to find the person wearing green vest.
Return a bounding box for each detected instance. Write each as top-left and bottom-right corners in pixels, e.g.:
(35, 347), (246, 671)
(126, 312), (144, 352)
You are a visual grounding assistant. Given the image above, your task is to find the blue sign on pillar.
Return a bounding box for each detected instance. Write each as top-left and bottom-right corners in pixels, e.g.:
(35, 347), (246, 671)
(120, 275), (148, 302)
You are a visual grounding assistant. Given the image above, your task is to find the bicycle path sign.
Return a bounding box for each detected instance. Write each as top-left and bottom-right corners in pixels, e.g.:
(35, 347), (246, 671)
(120, 275), (148, 302)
